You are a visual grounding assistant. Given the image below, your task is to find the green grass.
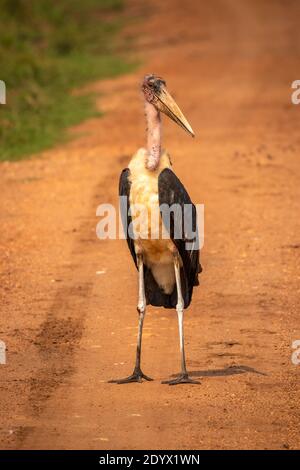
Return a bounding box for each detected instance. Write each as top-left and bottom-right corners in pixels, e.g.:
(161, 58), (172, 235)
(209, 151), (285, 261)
(0, 0), (135, 161)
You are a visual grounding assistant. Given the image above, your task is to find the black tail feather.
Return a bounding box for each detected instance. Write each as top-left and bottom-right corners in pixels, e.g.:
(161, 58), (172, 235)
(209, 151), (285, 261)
(144, 265), (196, 309)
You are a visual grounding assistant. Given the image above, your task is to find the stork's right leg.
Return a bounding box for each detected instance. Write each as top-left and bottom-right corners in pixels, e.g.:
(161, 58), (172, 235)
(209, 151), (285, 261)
(162, 253), (200, 385)
(109, 254), (153, 384)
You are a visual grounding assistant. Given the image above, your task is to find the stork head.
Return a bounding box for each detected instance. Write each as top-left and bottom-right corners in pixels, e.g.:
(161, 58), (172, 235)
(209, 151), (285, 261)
(142, 74), (195, 137)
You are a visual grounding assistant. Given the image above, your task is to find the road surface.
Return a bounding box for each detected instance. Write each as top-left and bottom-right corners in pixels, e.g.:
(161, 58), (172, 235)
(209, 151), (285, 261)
(0, 0), (299, 450)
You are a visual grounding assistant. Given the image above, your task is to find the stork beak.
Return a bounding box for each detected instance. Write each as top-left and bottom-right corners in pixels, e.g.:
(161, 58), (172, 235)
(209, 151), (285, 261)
(155, 86), (195, 137)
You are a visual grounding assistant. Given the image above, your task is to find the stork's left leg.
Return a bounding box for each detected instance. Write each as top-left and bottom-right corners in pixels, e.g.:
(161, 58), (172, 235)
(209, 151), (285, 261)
(162, 253), (200, 385)
(109, 254), (153, 384)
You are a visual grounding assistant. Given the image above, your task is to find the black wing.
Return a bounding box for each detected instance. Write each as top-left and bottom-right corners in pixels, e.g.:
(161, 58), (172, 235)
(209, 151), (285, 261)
(158, 168), (202, 308)
(119, 168), (137, 269)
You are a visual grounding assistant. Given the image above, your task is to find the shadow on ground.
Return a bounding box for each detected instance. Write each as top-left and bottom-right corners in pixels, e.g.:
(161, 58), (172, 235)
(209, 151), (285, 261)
(172, 365), (267, 378)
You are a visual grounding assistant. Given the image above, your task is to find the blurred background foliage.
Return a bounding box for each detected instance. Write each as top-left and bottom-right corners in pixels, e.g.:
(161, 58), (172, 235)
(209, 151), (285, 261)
(0, 0), (134, 161)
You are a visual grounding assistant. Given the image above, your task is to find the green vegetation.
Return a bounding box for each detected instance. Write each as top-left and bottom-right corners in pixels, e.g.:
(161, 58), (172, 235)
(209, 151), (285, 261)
(0, 0), (134, 161)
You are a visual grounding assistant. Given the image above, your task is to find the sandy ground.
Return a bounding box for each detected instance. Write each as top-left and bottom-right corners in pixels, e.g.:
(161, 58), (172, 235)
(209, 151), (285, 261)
(0, 0), (299, 450)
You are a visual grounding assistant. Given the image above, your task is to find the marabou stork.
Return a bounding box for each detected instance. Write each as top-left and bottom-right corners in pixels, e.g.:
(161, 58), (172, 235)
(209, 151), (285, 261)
(111, 74), (201, 385)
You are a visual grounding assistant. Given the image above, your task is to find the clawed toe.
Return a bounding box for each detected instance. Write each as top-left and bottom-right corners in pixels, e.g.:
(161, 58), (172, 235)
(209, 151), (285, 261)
(162, 373), (200, 385)
(108, 368), (153, 384)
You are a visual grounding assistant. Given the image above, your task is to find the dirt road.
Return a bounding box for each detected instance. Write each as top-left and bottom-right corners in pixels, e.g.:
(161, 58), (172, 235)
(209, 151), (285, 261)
(0, 0), (299, 450)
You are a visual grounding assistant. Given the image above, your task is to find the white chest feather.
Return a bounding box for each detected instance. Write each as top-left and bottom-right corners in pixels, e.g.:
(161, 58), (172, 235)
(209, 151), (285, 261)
(128, 147), (172, 242)
(127, 148), (176, 294)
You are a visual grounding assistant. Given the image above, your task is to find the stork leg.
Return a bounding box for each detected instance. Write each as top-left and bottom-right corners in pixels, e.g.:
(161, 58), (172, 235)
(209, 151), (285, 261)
(109, 254), (153, 384)
(162, 253), (200, 385)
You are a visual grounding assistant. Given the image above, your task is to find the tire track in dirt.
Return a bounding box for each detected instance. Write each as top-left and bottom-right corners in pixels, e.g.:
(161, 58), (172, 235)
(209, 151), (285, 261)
(25, 152), (131, 421)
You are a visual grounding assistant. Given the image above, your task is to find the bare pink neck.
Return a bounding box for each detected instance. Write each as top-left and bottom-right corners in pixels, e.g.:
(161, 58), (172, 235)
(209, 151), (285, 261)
(144, 100), (161, 171)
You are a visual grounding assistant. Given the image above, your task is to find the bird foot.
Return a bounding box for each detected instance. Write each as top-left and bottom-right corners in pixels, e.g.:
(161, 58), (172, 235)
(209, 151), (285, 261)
(162, 373), (200, 385)
(108, 367), (153, 384)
